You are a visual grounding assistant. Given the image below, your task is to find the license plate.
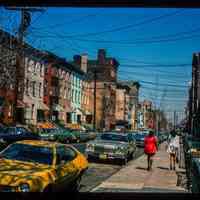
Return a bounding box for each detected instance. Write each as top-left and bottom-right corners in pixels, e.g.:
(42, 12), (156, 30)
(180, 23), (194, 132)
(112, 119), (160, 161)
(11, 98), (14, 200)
(99, 154), (107, 159)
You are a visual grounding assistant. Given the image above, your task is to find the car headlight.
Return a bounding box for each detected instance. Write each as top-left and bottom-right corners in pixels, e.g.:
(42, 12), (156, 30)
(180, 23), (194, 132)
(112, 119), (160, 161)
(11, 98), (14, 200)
(19, 183), (30, 192)
(86, 143), (94, 151)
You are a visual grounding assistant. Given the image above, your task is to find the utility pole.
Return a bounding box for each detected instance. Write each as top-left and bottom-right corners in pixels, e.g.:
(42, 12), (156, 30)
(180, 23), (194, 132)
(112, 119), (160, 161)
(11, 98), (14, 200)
(174, 110), (176, 130)
(93, 68), (97, 131)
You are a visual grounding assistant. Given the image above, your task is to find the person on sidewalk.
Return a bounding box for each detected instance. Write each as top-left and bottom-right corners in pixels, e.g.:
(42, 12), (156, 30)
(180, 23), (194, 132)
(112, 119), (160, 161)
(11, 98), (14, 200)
(144, 130), (158, 171)
(167, 132), (180, 170)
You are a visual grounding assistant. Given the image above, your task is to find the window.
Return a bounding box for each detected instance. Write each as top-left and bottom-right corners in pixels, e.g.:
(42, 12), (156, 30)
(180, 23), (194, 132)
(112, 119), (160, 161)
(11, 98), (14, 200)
(26, 79), (29, 95)
(32, 81), (36, 97)
(33, 62), (36, 73)
(1, 143), (53, 165)
(56, 146), (76, 165)
(40, 64), (43, 76)
(45, 65), (48, 74)
(64, 86), (67, 99)
(66, 113), (71, 123)
(39, 82), (42, 98)
(5, 127), (15, 134)
(31, 104), (34, 119)
(75, 91), (77, 103)
(44, 80), (48, 96)
(78, 92), (81, 103)
(28, 60), (34, 72)
(36, 62), (40, 74)
(16, 127), (27, 134)
(71, 89), (74, 102)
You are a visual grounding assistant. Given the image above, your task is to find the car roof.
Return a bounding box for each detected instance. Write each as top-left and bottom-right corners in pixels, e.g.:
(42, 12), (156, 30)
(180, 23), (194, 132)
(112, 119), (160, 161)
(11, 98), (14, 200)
(16, 140), (59, 148)
(101, 132), (128, 136)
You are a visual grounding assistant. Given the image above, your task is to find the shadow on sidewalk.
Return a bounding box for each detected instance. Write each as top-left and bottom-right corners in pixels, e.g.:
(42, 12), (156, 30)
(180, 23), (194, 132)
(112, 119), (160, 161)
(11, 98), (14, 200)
(157, 166), (169, 170)
(135, 167), (147, 171)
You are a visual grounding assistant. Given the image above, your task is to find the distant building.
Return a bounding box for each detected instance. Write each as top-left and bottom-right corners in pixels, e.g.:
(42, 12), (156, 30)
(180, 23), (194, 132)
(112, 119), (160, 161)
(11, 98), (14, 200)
(87, 49), (119, 131)
(115, 81), (140, 130)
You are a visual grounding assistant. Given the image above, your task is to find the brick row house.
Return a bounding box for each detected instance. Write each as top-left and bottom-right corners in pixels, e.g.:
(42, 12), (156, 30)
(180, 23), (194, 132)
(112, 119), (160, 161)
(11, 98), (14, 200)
(0, 29), (143, 131)
(0, 29), (93, 128)
(0, 30), (17, 125)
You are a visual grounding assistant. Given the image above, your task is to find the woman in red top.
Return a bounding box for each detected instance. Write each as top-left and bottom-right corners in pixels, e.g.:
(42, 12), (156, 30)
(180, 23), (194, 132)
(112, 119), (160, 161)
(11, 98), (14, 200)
(144, 130), (158, 171)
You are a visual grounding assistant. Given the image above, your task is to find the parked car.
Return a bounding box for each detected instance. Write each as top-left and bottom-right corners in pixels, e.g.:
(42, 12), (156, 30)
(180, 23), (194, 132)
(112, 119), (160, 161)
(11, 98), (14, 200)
(132, 132), (145, 147)
(77, 130), (97, 143)
(70, 129), (87, 143)
(37, 128), (60, 141)
(86, 132), (137, 165)
(54, 128), (77, 143)
(0, 140), (88, 192)
(0, 127), (39, 144)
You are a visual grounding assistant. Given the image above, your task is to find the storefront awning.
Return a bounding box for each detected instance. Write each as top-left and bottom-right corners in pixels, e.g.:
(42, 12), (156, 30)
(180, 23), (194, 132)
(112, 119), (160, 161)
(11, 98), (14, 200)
(38, 101), (49, 111)
(52, 104), (65, 112)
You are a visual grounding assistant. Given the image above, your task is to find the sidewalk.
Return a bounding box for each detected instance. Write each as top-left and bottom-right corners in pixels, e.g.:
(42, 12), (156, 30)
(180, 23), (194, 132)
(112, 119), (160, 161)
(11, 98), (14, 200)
(91, 142), (187, 193)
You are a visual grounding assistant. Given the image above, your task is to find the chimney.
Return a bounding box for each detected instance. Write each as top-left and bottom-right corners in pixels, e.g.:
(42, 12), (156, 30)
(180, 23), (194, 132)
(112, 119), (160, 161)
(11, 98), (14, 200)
(98, 49), (106, 64)
(80, 54), (88, 73)
(73, 55), (81, 65)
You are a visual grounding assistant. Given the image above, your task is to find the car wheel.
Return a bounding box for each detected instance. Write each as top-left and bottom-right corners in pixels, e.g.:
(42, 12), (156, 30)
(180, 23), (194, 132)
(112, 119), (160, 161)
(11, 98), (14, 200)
(129, 152), (134, 160)
(65, 139), (70, 144)
(120, 157), (128, 166)
(43, 184), (53, 192)
(70, 176), (82, 192)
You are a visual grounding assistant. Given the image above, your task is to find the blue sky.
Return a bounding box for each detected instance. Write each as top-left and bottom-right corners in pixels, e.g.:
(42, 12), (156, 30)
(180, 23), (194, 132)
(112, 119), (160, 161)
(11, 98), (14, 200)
(1, 7), (199, 123)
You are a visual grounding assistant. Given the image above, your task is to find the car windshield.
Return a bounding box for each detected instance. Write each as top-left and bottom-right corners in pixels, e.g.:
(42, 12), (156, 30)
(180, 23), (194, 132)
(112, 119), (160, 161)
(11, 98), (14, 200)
(133, 134), (145, 139)
(1, 143), (53, 165)
(101, 133), (128, 142)
(45, 129), (58, 134)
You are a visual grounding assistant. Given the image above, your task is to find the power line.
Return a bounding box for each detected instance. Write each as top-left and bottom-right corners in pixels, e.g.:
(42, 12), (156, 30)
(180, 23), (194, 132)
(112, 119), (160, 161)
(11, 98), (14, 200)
(31, 13), (98, 30)
(119, 69), (190, 79)
(117, 57), (191, 66)
(55, 9), (184, 38)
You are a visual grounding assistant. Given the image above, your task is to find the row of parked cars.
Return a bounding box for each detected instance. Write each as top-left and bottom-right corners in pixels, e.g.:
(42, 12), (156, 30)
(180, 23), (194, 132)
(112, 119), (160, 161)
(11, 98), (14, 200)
(0, 124), (97, 148)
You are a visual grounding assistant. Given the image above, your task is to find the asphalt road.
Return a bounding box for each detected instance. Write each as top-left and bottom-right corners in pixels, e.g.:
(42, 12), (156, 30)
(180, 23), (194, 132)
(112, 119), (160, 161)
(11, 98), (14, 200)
(72, 143), (144, 192)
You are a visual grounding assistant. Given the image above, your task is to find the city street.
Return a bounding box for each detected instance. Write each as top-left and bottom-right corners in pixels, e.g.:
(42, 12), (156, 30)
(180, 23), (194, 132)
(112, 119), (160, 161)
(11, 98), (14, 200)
(72, 143), (144, 192)
(0, 6), (199, 193)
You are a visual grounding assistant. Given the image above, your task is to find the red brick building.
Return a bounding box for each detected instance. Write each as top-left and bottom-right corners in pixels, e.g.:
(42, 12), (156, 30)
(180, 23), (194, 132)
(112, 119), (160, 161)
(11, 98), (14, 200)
(43, 53), (72, 123)
(87, 49), (119, 131)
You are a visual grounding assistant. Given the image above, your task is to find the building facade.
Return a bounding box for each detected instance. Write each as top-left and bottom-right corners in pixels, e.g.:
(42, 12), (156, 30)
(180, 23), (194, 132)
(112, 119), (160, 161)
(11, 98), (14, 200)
(87, 49), (119, 131)
(0, 30), (17, 125)
(188, 53), (200, 137)
(22, 50), (49, 125)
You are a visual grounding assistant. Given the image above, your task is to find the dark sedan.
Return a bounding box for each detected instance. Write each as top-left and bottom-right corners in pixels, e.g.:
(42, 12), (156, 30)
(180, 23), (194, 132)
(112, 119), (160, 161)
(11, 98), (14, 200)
(132, 133), (145, 147)
(0, 127), (39, 144)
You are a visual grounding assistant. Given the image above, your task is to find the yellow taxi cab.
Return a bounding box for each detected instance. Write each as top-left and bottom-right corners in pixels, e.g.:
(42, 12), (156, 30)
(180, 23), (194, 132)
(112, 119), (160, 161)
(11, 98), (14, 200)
(0, 140), (88, 192)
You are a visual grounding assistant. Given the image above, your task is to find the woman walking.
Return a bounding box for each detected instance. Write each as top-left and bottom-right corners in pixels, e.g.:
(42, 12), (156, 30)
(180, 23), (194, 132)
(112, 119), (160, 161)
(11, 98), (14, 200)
(167, 132), (180, 170)
(144, 130), (158, 171)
